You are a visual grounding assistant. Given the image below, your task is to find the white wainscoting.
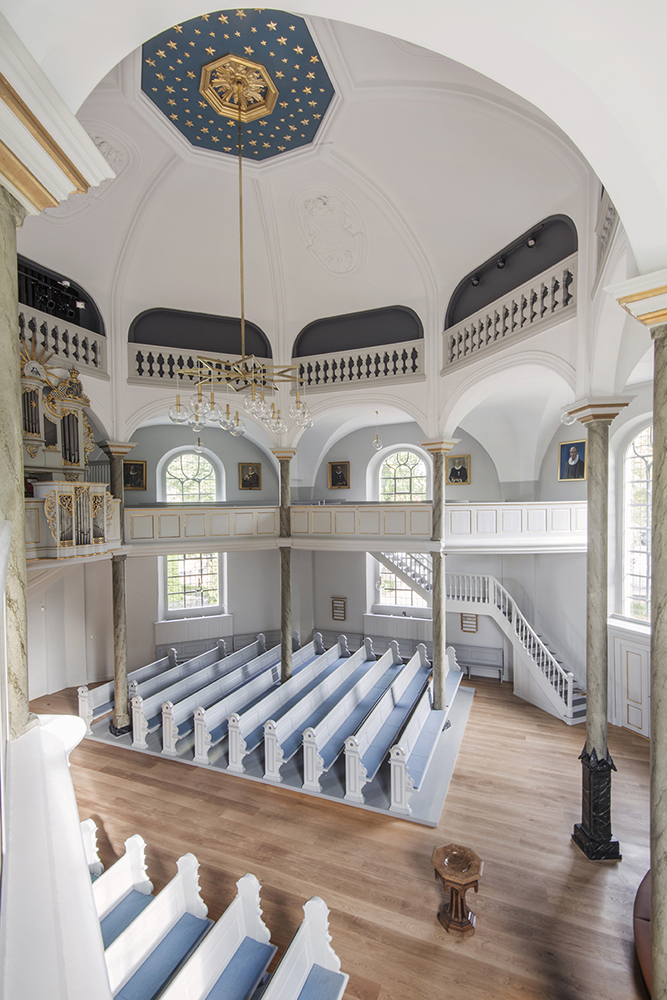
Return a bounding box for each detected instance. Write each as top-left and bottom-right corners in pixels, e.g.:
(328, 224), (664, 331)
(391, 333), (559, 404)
(445, 502), (586, 552)
(125, 506), (278, 549)
(154, 614), (234, 647)
(292, 504), (432, 545)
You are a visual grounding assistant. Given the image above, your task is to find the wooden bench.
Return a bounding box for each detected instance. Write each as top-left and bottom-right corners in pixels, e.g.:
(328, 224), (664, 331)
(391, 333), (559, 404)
(227, 635), (349, 774)
(264, 637), (389, 784)
(131, 647), (236, 749)
(454, 643), (504, 681)
(300, 640), (405, 794)
(343, 643), (431, 804)
(163, 642), (284, 757)
(193, 636), (326, 766)
(260, 896), (348, 1000)
(78, 650), (178, 735)
(104, 853), (212, 1000)
(387, 647), (462, 815)
(80, 818), (104, 878)
(93, 835), (154, 949)
(159, 873), (276, 1000)
(128, 639), (232, 700)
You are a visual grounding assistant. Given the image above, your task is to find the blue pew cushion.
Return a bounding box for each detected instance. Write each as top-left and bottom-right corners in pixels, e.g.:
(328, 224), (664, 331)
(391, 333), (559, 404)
(101, 889), (154, 948)
(204, 936), (276, 1000)
(408, 709), (447, 789)
(115, 912), (213, 1000)
(297, 964), (346, 1000)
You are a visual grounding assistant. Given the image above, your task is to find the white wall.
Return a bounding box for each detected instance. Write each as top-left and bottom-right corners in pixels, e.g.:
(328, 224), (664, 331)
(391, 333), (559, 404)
(127, 425), (279, 505)
(312, 550), (368, 637)
(27, 561), (114, 697)
(126, 556), (159, 671)
(226, 549), (281, 636)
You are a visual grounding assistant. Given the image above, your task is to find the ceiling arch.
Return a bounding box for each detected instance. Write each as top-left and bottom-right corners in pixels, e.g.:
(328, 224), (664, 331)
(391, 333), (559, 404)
(5, 0), (667, 272)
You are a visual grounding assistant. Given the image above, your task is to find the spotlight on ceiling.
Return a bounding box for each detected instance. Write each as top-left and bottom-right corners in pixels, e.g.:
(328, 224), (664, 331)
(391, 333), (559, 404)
(527, 235), (537, 248)
(496, 257), (505, 269)
(471, 274), (480, 287)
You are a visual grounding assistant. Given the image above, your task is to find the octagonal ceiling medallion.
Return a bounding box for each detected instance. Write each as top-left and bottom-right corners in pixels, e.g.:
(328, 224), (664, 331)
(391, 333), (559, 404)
(200, 54), (278, 123)
(141, 8), (335, 161)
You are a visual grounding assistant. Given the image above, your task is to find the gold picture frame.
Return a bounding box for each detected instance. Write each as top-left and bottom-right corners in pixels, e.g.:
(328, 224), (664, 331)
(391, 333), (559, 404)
(558, 440), (587, 481)
(239, 463), (262, 490)
(447, 454), (471, 485)
(123, 460), (146, 491)
(328, 461), (350, 489)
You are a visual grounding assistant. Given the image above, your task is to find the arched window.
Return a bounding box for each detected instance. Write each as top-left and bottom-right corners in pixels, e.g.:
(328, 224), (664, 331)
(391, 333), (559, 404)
(163, 451), (221, 614)
(624, 425), (653, 620)
(165, 453), (217, 503)
(380, 451), (427, 503)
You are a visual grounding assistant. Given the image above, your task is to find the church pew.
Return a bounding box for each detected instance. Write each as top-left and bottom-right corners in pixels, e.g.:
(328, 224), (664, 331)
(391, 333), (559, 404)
(389, 646), (461, 815)
(300, 641), (404, 794)
(128, 639), (231, 699)
(78, 650), (177, 735)
(162, 642), (283, 756)
(343, 644), (431, 804)
(159, 873), (276, 1000)
(259, 896), (348, 1000)
(131, 649), (240, 749)
(264, 637), (385, 783)
(80, 818), (104, 878)
(194, 636), (327, 766)
(104, 853), (212, 1000)
(227, 635), (353, 774)
(93, 835), (154, 949)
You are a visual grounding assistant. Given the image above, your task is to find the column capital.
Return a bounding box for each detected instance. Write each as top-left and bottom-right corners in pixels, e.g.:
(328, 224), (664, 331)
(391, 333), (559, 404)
(272, 448), (297, 462)
(563, 398), (633, 425)
(97, 440), (136, 459)
(607, 267), (667, 331)
(421, 439), (459, 454)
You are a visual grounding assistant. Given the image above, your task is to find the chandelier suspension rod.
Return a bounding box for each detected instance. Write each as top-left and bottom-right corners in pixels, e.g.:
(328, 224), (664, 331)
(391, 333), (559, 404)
(237, 81), (246, 363)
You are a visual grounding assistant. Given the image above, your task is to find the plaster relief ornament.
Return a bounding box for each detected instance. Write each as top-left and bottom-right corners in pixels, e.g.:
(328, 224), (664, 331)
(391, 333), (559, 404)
(296, 193), (365, 275)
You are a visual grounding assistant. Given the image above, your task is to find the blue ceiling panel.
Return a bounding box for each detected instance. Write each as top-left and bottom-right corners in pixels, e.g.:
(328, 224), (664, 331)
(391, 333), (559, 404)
(141, 8), (335, 161)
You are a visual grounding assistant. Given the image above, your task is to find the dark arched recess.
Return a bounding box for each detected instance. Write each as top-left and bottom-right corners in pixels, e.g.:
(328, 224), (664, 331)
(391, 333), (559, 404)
(445, 215), (578, 328)
(293, 305), (423, 358)
(129, 307), (272, 358)
(18, 255), (105, 336)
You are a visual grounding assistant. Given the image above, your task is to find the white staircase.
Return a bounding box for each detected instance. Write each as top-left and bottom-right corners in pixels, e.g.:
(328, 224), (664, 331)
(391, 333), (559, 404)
(380, 553), (586, 725)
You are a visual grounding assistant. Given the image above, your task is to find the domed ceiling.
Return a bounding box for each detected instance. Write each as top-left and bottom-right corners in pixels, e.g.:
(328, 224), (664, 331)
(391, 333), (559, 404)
(141, 8), (335, 160)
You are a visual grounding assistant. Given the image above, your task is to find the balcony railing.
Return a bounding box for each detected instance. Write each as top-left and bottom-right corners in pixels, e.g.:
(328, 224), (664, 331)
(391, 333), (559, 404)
(19, 305), (107, 378)
(293, 339), (424, 391)
(26, 499), (587, 557)
(26, 483), (121, 559)
(127, 343), (272, 385)
(443, 252), (577, 370)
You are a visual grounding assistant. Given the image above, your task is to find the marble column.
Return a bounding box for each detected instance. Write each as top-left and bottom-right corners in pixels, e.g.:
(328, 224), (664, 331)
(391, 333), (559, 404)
(98, 440), (135, 734)
(607, 273), (667, 1000)
(651, 324), (667, 1000)
(567, 401), (629, 861)
(273, 449), (296, 683)
(422, 440), (457, 711)
(0, 187), (32, 740)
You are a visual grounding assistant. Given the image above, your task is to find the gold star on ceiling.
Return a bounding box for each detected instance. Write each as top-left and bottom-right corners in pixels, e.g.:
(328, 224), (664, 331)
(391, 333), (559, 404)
(236, 9), (247, 17)
(218, 13), (228, 23)
(173, 24), (183, 32)
(294, 45), (303, 54)
(146, 57), (155, 66)
(206, 46), (215, 55)
(267, 20), (277, 29)
(277, 36), (287, 44)
(168, 40), (177, 49)
(157, 49), (166, 58)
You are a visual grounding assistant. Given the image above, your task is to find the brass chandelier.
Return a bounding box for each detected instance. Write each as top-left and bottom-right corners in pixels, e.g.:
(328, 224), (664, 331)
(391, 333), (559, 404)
(168, 72), (312, 437)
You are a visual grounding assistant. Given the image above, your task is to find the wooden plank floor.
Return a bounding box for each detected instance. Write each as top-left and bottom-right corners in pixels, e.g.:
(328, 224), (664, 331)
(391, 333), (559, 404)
(31, 679), (651, 1000)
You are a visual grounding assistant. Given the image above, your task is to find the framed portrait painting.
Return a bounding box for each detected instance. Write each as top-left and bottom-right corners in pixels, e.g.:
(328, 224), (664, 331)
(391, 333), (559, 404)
(447, 454), (471, 485)
(239, 463), (262, 490)
(558, 440), (587, 481)
(328, 461), (350, 489)
(123, 460), (146, 491)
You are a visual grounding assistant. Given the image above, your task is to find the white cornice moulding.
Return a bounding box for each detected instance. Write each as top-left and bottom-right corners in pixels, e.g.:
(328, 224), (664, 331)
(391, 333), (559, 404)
(0, 11), (114, 213)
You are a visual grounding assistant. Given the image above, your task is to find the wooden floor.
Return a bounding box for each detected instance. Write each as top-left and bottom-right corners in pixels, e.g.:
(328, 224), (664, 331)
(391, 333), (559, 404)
(32, 679), (651, 1000)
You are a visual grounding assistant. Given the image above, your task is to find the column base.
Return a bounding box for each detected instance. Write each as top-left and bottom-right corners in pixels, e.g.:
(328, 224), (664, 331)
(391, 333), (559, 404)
(109, 720), (131, 737)
(572, 745), (622, 861)
(572, 823), (621, 861)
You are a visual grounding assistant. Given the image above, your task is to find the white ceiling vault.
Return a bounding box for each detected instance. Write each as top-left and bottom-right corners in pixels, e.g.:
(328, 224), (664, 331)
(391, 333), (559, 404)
(18, 14), (587, 361)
